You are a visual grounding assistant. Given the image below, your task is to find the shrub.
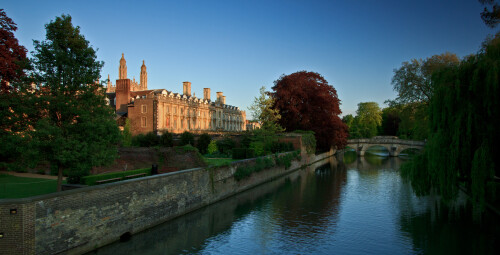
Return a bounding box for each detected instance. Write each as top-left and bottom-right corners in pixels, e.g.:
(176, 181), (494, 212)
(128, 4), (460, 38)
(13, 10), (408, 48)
(197, 133), (212, 154)
(294, 130), (316, 154)
(159, 131), (173, 147)
(82, 168), (151, 186)
(232, 148), (247, 159)
(132, 132), (159, 147)
(122, 119), (132, 147)
(246, 149), (255, 159)
(180, 131), (195, 146)
(67, 166), (90, 184)
(249, 141), (265, 156)
(207, 140), (218, 155)
(217, 138), (235, 155)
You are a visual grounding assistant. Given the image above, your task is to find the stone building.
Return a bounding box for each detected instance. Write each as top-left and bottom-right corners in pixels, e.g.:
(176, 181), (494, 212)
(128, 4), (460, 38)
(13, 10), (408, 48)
(106, 54), (246, 135)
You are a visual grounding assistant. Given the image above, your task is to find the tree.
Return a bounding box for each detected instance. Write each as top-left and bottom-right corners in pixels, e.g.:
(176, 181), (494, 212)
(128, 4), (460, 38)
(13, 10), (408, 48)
(353, 102), (382, 138)
(271, 71), (348, 151)
(0, 10), (32, 169)
(31, 15), (120, 189)
(479, 0), (500, 28)
(379, 106), (401, 136)
(180, 131), (194, 146)
(248, 86), (283, 132)
(196, 133), (211, 154)
(122, 119), (132, 147)
(0, 9), (28, 93)
(391, 52), (459, 105)
(401, 33), (500, 211)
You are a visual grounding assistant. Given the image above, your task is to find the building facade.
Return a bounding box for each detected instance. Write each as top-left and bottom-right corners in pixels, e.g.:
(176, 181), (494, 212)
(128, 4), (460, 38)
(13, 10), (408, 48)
(107, 54), (246, 135)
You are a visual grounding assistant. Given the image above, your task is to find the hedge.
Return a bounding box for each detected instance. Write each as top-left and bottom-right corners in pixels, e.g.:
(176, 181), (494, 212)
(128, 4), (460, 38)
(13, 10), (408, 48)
(82, 168), (151, 186)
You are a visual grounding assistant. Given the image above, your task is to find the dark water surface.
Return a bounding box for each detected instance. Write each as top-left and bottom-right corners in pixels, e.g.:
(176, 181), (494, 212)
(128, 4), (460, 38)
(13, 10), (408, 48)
(90, 153), (499, 255)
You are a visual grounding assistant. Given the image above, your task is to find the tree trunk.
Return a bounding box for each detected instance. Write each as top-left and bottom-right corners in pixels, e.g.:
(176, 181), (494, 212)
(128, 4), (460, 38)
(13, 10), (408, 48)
(57, 164), (62, 192)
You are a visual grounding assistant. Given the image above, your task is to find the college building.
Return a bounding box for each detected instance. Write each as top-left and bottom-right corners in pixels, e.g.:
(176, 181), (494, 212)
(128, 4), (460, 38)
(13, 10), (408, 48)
(106, 54), (246, 135)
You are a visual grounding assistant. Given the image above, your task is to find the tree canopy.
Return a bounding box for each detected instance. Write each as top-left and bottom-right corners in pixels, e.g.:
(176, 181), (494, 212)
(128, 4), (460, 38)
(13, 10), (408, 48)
(391, 52), (459, 105)
(30, 15), (119, 189)
(248, 86), (283, 132)
(271, 71), (347, 151)
(479, 0), (500, 28)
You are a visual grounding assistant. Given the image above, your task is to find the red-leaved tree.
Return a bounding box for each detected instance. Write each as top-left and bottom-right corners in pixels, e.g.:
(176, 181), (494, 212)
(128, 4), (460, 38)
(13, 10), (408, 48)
(0, 9), (28, 93)
(271, 71), (348, 151)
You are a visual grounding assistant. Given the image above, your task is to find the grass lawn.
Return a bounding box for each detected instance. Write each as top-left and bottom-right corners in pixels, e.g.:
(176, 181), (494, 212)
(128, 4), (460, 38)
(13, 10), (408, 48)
(0, 174), (65, 199)
(203, 157), (236, 167)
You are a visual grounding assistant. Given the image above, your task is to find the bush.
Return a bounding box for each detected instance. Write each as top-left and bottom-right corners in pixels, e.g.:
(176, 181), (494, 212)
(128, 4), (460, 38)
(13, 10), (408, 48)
(246, 149), (255, 159)
(180, 131), (195, 146)
(294, 130), (316, 154)
(159, 131), (173, 147)
(207, 140), (218, 155)
(249, 141), (265, 156)
(67, 167), (90, 184)
(232, 148), (247, 159)
(132, 132), (159, 147)
(217, 138), (235, 155)
(197, 133), (211, 154)
(82, 168), (151, 186)
(122, 119), (132, 147)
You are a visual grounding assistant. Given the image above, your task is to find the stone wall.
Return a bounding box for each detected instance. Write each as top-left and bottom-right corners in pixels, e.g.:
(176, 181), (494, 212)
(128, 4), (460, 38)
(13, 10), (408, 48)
(0, 149), (333, 255)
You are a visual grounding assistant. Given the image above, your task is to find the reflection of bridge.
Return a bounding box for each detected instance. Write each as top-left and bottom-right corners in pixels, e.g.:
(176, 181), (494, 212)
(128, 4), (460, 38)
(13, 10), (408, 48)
(346, 137), (425, 157)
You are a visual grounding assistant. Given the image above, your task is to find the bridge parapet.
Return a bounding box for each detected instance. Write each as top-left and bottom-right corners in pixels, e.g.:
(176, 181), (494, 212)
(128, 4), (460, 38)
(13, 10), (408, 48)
(344, 137), (425, 157)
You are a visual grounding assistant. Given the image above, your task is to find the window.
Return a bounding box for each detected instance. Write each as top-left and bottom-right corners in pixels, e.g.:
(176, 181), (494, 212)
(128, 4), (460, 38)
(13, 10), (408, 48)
(142, 105), (147, 113)
(174, 107), (177, 114)
(141, 117), (147, 127)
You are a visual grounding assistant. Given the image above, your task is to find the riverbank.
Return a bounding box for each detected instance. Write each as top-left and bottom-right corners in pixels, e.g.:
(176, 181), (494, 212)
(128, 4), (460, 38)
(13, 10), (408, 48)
(0, 146), (334, 255)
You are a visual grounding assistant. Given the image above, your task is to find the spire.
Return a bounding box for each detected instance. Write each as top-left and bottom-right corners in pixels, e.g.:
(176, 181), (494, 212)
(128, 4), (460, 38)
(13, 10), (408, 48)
(140, 59), (147, 90)
(119, 53), (127, 79)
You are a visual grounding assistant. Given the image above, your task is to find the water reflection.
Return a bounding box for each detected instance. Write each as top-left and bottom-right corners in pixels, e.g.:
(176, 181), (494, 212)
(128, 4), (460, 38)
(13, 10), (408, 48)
(89, 155), (499, 255)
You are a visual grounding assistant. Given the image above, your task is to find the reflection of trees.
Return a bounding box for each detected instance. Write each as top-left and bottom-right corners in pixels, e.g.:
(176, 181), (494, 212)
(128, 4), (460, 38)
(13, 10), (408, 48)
(396, 179), (500, 255)
(345, 154), (403, 172)
(268, 157), (347, 241)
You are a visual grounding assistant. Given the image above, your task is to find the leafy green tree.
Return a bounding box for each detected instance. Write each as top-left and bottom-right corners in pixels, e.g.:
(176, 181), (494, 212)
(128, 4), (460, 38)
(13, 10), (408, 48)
(121, 119), (132, 147)
(207, 140), (218, 155)
(159, 131), (173, 147)
(353, 102), (382, 138)
(379, 106), (401, 136)
(391, 52), (459, 105)
(180, 131), (194, 145)
(402, 33), (500, 211)
(30, 15), (120, 189)
(196, 133), (211, 154)
(248, 86), (283, 132)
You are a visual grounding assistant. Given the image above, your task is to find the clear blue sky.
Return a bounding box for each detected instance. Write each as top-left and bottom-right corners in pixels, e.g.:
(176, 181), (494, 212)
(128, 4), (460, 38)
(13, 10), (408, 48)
(3, 0), (496, 117)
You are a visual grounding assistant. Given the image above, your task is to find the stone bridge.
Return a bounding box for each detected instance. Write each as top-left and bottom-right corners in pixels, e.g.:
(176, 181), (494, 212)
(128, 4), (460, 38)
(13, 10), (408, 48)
(345, 136), (425, 157)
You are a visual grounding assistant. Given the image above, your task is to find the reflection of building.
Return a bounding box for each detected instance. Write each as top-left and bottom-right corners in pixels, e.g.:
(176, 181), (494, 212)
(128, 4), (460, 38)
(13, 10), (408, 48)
(106, 54), (246, 135)
(245, 120), (261, 131)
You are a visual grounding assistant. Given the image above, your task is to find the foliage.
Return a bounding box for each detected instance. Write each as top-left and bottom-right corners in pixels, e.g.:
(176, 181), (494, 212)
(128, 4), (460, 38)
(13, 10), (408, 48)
(132, 132), (159, 147)
(82, 168), (151, 186)
(197, 133), (211, 154)
(391, 52), (459, 105)
(159, 131), (173, 147)
(401, 34), (500, 210)
(379, 106), (401, 136)
(180, 131), (195, 146)
(216, 137), (235, 155)
(234, 151), (301, 181)
(207, 140), (218, 155)
(479, 0), (500, 28)
(232, 148), (256, 159)
(293, 130), (316, 154)
(249, 141), (265, 156)
(271, 71), (348, 151)
(30, 15), (120, 191)
(0, 9), (28, 93)
(203, 157), (235, 167)
(121, 119), (132, 147)
(350, 102), (382, 138)
(248, 86), (284, 132)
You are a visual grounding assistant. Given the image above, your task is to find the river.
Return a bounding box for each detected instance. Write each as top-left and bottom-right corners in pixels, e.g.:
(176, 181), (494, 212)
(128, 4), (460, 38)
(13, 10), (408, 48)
(89, 151), (499, 255)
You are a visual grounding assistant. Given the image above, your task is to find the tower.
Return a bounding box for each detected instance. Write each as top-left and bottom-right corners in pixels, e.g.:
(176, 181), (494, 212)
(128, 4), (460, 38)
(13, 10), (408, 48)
(183, 81), (191, 96)
(140, 60), (147, 90)
(119, 53), (127, 79)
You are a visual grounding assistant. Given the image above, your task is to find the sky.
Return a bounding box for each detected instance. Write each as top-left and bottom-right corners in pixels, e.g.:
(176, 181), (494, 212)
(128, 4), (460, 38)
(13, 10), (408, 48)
(3, 0), (496, 117)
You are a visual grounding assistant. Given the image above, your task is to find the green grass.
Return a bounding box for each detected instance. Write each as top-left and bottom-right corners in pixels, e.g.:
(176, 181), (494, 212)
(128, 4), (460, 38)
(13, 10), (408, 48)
(203, 157), (236, 167)
(82, 168), (151, 186)
(0, 174), (65, 199)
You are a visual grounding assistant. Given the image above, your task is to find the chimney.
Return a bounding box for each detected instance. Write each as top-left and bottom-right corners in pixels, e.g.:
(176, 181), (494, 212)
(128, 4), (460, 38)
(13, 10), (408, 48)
(216, 92), (223, 103)
(203, 88), (211, 101)
(222, 96), (226, 105)
(183, 81), (191, 96)
(115, 79), (131, 113)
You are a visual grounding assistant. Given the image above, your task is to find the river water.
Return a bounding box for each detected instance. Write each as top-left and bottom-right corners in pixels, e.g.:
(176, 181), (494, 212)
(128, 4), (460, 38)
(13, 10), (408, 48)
(90, 151), (499, 255)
